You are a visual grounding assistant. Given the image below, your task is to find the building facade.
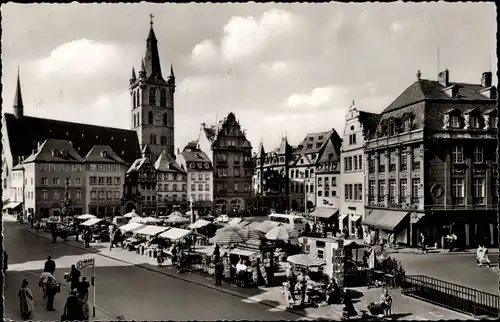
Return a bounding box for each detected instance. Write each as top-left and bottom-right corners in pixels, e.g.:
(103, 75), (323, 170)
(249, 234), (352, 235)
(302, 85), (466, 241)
(84, 145), (127, 217)
(199, 112), (253, 214)
(288, 130), (342, 212)
(155, 150), (187, 215)
(123, 145), (158, 216)
(177, 141), (213, 215)
(363, 69), (497, 248)
(22, 139), (86, 219)
(340, 103), (380, 235)
(129, 21), (176, 162)
(253, 137), (292, 212)
(8, 160), (26, 216)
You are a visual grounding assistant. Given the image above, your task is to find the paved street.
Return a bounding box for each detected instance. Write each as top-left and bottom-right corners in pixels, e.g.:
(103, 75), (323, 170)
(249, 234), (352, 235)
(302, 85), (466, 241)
(4, 221), (303, 321)
(392, 251), (499, 295)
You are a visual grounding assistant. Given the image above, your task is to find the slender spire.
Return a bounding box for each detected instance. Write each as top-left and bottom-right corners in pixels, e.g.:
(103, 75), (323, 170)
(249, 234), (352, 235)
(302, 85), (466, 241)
(131, 67), (136, 81)
(14, 67), (24, 119)
(169, 63), (175, 78)
(144, 15), (164, 81)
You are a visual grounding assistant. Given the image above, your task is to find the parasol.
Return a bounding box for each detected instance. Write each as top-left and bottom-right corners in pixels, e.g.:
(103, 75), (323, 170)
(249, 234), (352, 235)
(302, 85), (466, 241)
(77, 214), (96, 220)
(287, 254), (326, 267)
(265, 226), (294, 241)
(166, 214), (190, 224)
(239, 227), (265, 240)
(124, 211), (139, 218)
(129, 217), (147, 224)
(209, 230), (246, 245)
(189, 219), (211, 229)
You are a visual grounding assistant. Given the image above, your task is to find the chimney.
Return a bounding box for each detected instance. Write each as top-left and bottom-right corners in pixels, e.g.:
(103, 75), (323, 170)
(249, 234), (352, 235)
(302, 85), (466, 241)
(438, 69), (449, 87)
(481, 72), (492, 88)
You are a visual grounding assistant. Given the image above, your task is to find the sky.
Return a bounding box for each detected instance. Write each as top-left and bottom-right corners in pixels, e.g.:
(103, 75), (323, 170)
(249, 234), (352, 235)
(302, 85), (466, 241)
(2, 2), (497, 153)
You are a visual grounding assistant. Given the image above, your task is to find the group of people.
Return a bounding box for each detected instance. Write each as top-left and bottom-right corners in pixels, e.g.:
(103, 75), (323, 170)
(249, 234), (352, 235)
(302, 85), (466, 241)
(18, 256), (91, 321)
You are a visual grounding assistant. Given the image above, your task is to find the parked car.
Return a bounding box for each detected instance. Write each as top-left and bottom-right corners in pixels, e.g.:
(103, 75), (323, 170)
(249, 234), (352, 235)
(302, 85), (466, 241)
(216, 215), (229, 223)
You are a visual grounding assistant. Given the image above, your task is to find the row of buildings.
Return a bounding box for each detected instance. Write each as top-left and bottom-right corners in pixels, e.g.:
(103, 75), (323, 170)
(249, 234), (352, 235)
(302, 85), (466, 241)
(254, 69), (498, 249)
(2, 19), (497, 249)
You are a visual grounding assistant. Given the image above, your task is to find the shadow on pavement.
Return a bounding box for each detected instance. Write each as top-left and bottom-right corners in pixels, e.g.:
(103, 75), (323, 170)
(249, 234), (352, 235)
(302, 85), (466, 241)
(390, 312), (414, 320)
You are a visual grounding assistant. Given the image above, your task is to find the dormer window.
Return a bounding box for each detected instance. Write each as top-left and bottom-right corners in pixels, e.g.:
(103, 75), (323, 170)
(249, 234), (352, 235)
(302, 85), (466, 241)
(315, 142), (322, 148)
(190, 163), (195, 169)
(308, 137), (314, 141)
(318, 135), (324, 140)
(60, 150), (67, 157)
(388, 123), (396, 136)
(470, 115), (480, 129)
(450, 115), (461, 128)
(52, 149), (58, 157)
(307, 144), (313, 149)
(100, 151), (107, 158)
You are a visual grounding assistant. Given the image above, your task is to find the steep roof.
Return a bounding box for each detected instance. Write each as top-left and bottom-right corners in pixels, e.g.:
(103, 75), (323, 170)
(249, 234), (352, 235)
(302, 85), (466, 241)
(13, 70), (23, 111)
(181, 149), (211, 163)
(358, 111), (381, 135)
(382, 79), (492, 114)
(154, 151), (185, 173)
(83, 145), (127, 164)
(23, 139), (84, 163)
(127, 158), (148, 173)
(297, 130), (334, 154)
(4, 113), (140, 164)
(276, 136), (288, 155)
(144, 25), (164, 82)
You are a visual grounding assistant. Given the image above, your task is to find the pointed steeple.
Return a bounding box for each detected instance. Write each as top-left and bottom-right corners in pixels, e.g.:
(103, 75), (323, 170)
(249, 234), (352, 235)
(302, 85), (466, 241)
(257, 140), (265, 158)
(129, 67), (137, 85)
(169, 63), (175, 78)
(141, 144), (152, 160)
(144, 15), (164, 81)
(14, 67), (24, 119)
(138, 59), (146, 78)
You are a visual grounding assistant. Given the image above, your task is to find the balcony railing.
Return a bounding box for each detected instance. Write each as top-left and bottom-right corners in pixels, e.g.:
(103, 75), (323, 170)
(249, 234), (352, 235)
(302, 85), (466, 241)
(400, 164), (408, 171)
(473, 197), (485, 205)
(379, 165), (386, 173)
(452, 197), (465, 205)
(400, 197), (408, 205)
(378, 196), (385, 203)
(411, 197), (419, 205)
(412, 162), (421, 171)
(388, 197), (396, 204)
(369, 167), (375, 174)
(389, 164), (396, 172)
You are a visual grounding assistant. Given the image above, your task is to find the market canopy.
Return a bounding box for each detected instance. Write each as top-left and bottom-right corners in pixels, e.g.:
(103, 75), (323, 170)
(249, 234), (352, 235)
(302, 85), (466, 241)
(253, 221), (279, 233)
(159, 228), (191, 240)
(239, 227), (265, 240)
(350, 215), (362, 222)
(77, 214), (96, 220)
(166, 214), (190, 224)
(143, 216), (161, 223)
(287, 254), (326, 267)
(217, 225), (242, 234)
(119, 222), (146, 233)
(3, 201), (22, 210)
(123, 211), (139, 218)
(266, 226), (298, 241)
(228, 218), (243, 226)
(343, 239), (368, 249)
(309, 207), (339, 219)
(361, 210), (409, 231)
(134, 225), (169, 236)
(210, 230), (246, 244)
(227, 248), (258, 257)
(236, 220), (252, 228)
(80, 218), (103, 226)
(129, 217), (147, 224)
(189, 219), (211, 229)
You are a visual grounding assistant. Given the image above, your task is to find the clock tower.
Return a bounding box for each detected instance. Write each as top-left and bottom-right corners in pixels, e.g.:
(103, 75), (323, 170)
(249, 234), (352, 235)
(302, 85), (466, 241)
(129, 15), (175, 162)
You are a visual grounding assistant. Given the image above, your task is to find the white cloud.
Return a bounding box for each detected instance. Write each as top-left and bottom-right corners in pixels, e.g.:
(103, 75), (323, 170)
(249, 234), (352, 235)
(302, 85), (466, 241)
(37, 39), (127, 77)
(190, 39), (219, 67)
(221, 9), (299, 62)
(259, 61), (294, 76)
(287, 86), (350, 109)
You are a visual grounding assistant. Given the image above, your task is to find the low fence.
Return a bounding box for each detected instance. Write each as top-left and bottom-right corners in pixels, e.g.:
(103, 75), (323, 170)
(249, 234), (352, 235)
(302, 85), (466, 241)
(401, 275), (499, 318)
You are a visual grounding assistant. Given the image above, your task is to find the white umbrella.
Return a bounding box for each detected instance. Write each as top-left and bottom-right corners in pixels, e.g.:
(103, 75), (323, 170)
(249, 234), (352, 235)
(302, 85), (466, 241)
(189, 219), (211, 229)
(124, 212), (139, 218)
(209, 230), (246, 245)
(287, 254), (326, 267)
(77, 214), (96, 220)
(129, 217), (146, 224)
(144, 216), (161, 223)
(266, 226), (293, 241)
(166, 214), (190, 224)
(169, 211), (184, 218)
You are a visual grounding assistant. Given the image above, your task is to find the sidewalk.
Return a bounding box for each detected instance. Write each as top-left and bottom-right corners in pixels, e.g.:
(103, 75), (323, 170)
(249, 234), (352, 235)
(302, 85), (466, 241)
(26, 227), (473, 320)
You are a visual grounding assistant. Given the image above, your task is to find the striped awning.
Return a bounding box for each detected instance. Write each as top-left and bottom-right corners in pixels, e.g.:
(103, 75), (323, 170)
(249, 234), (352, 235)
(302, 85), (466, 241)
(209, 230), (246, 244)
(310, 207), (339, 219)
(287, 254), (326, 267)
(361, 210), (409, 231)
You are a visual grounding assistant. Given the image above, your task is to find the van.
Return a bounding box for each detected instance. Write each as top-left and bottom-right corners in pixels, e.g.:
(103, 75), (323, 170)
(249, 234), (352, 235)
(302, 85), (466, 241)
(268, 213), (306, 234)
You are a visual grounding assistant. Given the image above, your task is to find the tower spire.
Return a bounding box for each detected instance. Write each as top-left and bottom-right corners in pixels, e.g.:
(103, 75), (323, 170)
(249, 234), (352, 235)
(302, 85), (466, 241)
(14, 67), (24, 119)
(170, 63), (175, 78)
(144, 15), (164, 81)
(130, 67), (137, 83)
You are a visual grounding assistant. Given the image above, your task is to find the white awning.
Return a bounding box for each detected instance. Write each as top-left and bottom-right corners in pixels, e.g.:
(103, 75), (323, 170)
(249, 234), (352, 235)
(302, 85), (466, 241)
(80, 218), (103, 226)
(350, 215), (362, 222)
(338, 214), (348, 221)
(133, 225), (169, 236)
(159, 228), (192, 240)
(119, 222), (146, 232)
(3, 201), (22, 210)
(227, 248), (258, 257)
(228, 218), (243, 226)
(189, 219), (211, 229)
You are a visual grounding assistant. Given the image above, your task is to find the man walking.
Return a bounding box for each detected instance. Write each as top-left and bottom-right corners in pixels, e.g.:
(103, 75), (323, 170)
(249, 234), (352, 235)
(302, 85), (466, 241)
(44, 256), (56, 275)
(77, 277), (90, 301)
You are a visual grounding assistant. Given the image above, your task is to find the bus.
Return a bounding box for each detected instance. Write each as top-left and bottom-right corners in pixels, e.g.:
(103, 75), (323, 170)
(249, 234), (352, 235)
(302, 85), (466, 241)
(268, 213), (306, 233)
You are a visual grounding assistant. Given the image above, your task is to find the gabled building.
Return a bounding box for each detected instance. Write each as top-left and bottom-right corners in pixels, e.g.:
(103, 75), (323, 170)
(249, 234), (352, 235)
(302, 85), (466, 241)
(177, 141), (213, 216)
(340, 102), (380, 235)
(254, 136), (293, 212)
(199, 112), (253, 214)
(84, 145), (128, 217)
(154, 150), (187, 215)
(363, 69), (497, 248)
(21, 139), (86, 219)
(123, 145), (157, 216)
(6, 160), (26, 217)
(288, 130), (342, 212)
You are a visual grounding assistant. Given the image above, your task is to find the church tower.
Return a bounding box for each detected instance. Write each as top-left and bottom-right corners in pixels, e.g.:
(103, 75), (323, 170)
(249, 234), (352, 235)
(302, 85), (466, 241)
(129, 15), (176, 162)
(14, 67), (24, 119)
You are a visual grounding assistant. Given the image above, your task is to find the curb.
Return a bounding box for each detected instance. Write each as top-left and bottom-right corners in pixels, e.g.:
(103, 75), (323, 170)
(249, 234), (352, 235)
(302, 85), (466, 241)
(24, 228), (313, 320)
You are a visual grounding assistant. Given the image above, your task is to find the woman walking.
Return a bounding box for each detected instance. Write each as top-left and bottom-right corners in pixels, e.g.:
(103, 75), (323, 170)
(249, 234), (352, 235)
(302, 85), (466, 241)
(18, 278), (34, 320)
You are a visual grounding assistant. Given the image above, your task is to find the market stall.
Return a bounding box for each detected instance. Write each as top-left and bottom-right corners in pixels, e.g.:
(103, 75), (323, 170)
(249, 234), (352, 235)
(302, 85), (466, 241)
(133, 225), (170, 256)
(79, 218), (113, 242)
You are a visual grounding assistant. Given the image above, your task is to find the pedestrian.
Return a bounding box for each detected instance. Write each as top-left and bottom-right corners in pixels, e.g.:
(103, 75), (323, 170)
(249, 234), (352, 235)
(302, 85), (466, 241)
(171, 245), (178, 267)
(18, 278), (34, 320)
(44, 256), (56, 275)
(51, 228), (57, 243)
(45, 275), (60, 311)
(28, 213), (34, 228)
(69, 264), (81, 291)
(34, 220), (40, 233)
(214, 258), (224, 286)
(39, 271), (53, 298)
(157, 251), (165, 267)
(62, 290), (86, 321)
(84, 229), (91, 248)
(213, 244), (220, 262)
(77, 277), (90, 301)
(177, 250), (185, 274)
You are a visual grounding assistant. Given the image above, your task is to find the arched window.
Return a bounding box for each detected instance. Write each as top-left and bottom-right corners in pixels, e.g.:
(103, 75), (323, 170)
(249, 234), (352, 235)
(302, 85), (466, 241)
(133, 94), (136, 109)
(150, 134), (154, 144)
(163, 113), (167, 126)
(149, 88), (156, 105)
(133, 114), (136, 127)
(136, 91), (140, 106)
(148, 111), (153, 124)
(161, 135), (166, 145)
(160, 89), (166, 108)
